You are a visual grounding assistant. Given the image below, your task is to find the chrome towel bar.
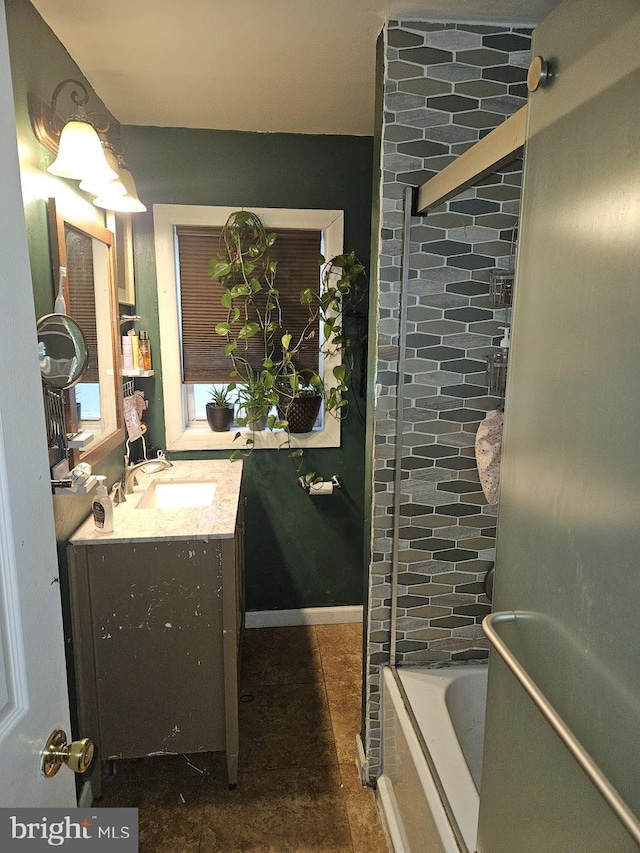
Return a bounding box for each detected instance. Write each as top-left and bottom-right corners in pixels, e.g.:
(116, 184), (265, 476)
(483, 610), (640, 846)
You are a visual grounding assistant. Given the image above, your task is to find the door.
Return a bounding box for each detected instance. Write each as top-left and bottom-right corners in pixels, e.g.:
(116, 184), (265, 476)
(477, 0), (640, 850)
(0, 0), (76, 807)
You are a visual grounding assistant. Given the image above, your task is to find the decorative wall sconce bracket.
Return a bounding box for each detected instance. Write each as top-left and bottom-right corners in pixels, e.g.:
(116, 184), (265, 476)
(29, 80), (112, 156)
(29, 90), (62, 155)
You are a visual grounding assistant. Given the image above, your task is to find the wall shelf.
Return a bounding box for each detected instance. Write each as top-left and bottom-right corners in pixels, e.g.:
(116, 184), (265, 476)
(53, 475), (97, 496)
(120, 369), (154, 378)
(67, 430), (95, 449)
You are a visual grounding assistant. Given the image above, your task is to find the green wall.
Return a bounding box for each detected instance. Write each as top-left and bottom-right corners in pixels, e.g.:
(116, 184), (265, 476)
(122, 125), (373, 610)
(6, 0), (125, 550)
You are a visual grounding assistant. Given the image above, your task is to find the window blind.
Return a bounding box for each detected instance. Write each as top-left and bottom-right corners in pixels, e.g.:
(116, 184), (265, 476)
(65, 226), (98, 383)
(176, 225), (322, 384)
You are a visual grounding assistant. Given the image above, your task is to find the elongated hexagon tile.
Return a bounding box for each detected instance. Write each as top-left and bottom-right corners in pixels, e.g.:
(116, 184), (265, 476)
(368, 21), (530, 776)
(400, 46), (453, 65)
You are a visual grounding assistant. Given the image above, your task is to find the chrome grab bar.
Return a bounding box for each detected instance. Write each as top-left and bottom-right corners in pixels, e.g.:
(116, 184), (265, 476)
(483, 611), (640, 846)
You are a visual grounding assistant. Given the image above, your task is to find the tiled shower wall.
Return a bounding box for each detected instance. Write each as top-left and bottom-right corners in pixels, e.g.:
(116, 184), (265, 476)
(365, 20), (531, 776)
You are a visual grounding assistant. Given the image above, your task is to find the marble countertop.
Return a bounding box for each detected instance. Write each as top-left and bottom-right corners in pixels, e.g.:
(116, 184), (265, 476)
(69, 459), (243, 545)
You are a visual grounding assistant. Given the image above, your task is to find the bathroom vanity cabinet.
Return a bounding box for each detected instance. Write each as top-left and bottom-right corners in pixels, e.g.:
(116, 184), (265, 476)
(66, 460), (244, 794)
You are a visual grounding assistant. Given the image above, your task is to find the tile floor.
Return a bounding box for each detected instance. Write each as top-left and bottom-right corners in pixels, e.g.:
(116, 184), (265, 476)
(97, 622), (389, 852)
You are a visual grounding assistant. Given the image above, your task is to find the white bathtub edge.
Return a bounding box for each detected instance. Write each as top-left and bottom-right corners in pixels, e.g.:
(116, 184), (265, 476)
(397, 665), (483, 847)
(382, 667), (461, 853)
(377, 774), (407, 853)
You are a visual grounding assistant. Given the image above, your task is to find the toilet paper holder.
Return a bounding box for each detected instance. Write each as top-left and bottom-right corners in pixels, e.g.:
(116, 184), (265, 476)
(298, 474), (342, 493)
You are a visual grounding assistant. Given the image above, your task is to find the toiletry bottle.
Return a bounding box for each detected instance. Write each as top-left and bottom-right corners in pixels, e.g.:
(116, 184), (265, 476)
(498, 325), (511, 352)
(494, 326), (510, 397)
(122, 335), (134, 370)
(486, 326), (511, 397)
(92, 475), (114, 533)
(139, 331), (152, 371)
(128, 329), (140, 370)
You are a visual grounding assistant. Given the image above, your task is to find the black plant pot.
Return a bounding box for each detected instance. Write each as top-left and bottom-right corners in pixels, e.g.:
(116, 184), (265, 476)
(206, 403), (234, 432)
(278, 394), (322, 433)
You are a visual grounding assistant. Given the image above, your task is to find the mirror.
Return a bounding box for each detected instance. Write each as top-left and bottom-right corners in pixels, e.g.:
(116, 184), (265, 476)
(106, 211), (136, 305)
(47, 199), (124, 467)
(37, 313), (88, 389)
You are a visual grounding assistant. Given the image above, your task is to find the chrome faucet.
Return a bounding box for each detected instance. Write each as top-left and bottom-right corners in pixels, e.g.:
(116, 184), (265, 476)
(123, 453), (173, 495)
(111, 481), (127, 505)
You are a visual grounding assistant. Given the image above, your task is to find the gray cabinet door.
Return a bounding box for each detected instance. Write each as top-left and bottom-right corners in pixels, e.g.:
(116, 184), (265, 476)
(69, 535), (242, 790)
(478, 1), (640, 850)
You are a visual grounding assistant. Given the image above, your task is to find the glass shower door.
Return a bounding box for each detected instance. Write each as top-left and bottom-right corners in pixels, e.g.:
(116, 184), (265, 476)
(477, 0), (640, 850)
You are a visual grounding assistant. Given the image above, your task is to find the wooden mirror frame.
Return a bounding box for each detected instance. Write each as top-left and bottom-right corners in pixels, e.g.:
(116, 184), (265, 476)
(47, 198), (124, 468)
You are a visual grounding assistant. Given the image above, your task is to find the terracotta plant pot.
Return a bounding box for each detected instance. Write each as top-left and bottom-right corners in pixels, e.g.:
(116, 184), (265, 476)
(278, 394), (322, 433)
(206, 403), (234, 432)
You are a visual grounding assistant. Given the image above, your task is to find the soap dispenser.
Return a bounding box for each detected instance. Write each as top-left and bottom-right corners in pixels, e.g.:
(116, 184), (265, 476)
(92, 476), (114, 533)
(486, 326), (510, 398)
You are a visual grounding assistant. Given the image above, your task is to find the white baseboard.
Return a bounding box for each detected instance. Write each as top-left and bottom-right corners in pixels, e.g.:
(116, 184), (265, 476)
(355, 733), (369, 785)
(78, 781), (93, 808)
(245, 605), (363, 629)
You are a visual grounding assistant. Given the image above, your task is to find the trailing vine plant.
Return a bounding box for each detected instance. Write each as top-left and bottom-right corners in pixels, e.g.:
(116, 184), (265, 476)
(208, 209), (365, 466)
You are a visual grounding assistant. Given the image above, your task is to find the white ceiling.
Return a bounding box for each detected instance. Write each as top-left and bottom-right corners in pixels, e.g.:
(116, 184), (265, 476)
(30, 0), (560, 136)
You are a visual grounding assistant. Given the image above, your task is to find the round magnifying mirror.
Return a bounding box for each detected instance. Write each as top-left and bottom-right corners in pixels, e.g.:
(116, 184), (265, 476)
(37, 313), (89, 390)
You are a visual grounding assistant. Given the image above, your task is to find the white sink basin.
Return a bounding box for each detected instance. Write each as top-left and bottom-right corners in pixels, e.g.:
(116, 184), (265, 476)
(136, 480), (217, 510)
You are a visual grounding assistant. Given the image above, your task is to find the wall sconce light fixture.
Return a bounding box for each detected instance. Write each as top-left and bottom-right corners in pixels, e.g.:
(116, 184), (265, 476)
(94, 155), (146, 213)
(29, 79), (146, 213)
(32, 79), (116, 183)
(79, 141), (126, 198)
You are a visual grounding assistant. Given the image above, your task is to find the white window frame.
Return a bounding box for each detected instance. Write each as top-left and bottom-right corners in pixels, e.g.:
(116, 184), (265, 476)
(153, 204), (345, 452)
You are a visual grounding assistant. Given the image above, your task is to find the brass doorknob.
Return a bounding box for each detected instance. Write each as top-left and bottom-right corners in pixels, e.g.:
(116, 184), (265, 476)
(41, 729), (95, 778)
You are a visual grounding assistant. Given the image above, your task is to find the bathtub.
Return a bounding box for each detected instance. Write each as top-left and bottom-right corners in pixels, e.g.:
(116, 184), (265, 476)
(378, 664), (488, 853)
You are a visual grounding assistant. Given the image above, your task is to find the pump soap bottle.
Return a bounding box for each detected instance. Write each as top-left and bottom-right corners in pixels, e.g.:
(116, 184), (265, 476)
(486, 326), (510, 398)
(92, 475), (114, 533)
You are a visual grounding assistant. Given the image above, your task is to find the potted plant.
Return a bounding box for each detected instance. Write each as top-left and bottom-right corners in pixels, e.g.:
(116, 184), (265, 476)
(209, 210), (365, 458)
(277, 387), (322, 434)
(234, 366), (278, 432)
(205, 384), (234, 432)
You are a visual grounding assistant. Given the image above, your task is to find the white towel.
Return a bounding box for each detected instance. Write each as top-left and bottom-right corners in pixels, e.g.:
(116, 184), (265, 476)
(475, 410), (504, 506)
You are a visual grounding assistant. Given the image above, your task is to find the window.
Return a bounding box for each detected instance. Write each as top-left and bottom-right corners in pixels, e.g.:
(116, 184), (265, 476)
(176, 225), (322, 382)
(153, 205), (344, 451)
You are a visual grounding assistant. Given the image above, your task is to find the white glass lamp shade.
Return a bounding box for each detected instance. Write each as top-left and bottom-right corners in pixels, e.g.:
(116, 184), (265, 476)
(94, 166), (146, 212)
(79, 148), (126, 197)
(48, 119), (118, 182)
